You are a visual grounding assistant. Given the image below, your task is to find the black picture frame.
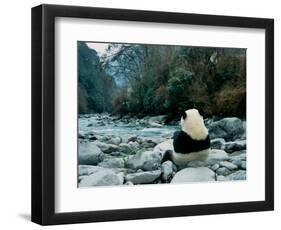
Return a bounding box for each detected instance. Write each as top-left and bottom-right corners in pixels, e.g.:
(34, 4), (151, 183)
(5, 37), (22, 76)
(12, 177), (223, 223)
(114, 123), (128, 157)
(31, 4), (274, 225)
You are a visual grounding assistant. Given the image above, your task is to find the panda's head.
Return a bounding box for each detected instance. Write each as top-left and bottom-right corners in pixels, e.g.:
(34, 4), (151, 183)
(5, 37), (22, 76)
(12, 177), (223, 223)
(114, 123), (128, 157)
(180, 108), (208, 140)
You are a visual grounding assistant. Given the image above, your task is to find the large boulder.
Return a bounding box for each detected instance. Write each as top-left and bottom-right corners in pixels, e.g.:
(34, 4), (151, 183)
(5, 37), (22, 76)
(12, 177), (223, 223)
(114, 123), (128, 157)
(208, 117), (245, 141)
(171, 167), (215, 183)
(78, 142), (104, 165)
(126, 150), (162, 171)
(79, 169), (124, 187)
(125, 170), (161, 184)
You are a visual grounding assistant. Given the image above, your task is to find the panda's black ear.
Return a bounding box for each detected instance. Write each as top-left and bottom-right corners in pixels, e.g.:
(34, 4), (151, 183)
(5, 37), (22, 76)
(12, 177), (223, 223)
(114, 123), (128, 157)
(181, 111), (187, 120)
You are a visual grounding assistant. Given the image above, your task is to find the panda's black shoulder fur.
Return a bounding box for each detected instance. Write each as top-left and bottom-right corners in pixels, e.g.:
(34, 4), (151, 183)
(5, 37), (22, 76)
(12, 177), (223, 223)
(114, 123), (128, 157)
(172, 130), (210, 154)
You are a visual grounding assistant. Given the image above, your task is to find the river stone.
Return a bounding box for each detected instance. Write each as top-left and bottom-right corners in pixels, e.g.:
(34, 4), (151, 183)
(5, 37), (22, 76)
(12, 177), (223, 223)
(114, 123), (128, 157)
(241, 161), (247, 169)
(224, 170), (246, 181)
(108, 137), (122, 145)
(224, 140), (246, 153)
(211, 164), (220, 171)
(148, 115), (167, 124)
(208, 117), (244, 141)
(161, 160), (174, 182)
(187, 160), (207, 167)
(79, 169), (124, 187)
(98, 158), (125, 168)
(171, 167), (215, 183)
(95, 142), (119, 153)
(125, 170), (161, 184)
(78, 142), (104, 165)
(154, 139), (174, 157)
(119, 142), (139, 154)
(219, 161), (238, 170)
(78, 165), (103, 176)
(206, 149), (229, 165)
(216, 167), (232, 176)
(126, 150), (162, 171)
(229, 152), (246, 162)
(211, 138), (226, 150)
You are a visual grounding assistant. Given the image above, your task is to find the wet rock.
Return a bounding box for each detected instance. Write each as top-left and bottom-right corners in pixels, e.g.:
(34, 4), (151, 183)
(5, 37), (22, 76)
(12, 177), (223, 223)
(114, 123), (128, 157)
(171, 167), (215, 183)
(125, 170), (161, 184)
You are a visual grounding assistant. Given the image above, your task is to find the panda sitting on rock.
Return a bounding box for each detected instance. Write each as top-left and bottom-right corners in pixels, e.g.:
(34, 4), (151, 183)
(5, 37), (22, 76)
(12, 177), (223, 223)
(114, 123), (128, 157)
(163, 108), (211, 166)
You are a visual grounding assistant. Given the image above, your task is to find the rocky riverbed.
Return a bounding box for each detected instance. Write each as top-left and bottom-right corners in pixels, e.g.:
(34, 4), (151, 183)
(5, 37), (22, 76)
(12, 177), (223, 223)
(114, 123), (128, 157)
(78, 114), (246, 187)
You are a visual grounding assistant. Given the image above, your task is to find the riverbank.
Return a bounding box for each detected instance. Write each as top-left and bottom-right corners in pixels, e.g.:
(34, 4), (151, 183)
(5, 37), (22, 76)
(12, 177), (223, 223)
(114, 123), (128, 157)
(78, 114), (246, 187)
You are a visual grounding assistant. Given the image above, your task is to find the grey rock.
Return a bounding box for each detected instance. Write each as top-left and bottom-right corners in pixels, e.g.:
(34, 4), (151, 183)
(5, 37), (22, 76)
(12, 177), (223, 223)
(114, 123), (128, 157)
(125, 181), (134, 185)
(125, 170), (161, 184)
(211, 164), (220, 171)
(229, 152), (246, 162)
(241, 161), (247, 169)
(108, 137), (122, 145)
(187, 160), (207, 167)
(148, 115), (167, 124)
(95, 142), (119, 153)
(126, 150), (162, 171)
(224, 170), (246, 181)
(216, 167), (232, 176)
(161, 160), (174, 182)
(79, 169), (123, 187)
(78, 165), (102, 176)
(231, 159), (242, 167)
(78, 142), (104, 165)
(171, 167), (215, 183)
(219, 161), (238, 170)
(98, 158), (125, 168)
(119, 142), (139, 154)
(206, 149), (229, 165)
(154, 139), (174, 157)
(211, 138), (226, 150)
(216, 175), (226, 181)
(224, 140), (246, 153)
(208, 117), (245, 141)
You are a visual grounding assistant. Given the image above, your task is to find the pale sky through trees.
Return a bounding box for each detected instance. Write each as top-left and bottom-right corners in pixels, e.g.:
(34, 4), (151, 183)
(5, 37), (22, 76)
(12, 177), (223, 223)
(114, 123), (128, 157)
(86, 42), (109, 56)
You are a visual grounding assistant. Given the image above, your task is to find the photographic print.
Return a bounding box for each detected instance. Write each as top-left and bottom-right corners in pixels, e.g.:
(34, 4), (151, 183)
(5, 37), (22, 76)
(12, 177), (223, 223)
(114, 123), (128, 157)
(77, 41), (246, 187)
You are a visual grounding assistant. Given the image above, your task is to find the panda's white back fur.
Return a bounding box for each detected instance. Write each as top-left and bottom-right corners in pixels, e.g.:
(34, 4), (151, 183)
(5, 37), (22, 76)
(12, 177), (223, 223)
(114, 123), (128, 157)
(180, 109), (208, 141)
(171, 109), (210, 166)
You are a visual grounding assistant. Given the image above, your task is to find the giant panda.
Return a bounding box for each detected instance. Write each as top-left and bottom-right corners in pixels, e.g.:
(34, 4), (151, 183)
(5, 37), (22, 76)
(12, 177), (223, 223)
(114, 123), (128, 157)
(163, 108), (210, 166)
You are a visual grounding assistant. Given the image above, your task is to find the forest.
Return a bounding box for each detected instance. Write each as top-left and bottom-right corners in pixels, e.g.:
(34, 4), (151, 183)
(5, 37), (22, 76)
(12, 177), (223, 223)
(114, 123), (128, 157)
(78, 41), (246, 119)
